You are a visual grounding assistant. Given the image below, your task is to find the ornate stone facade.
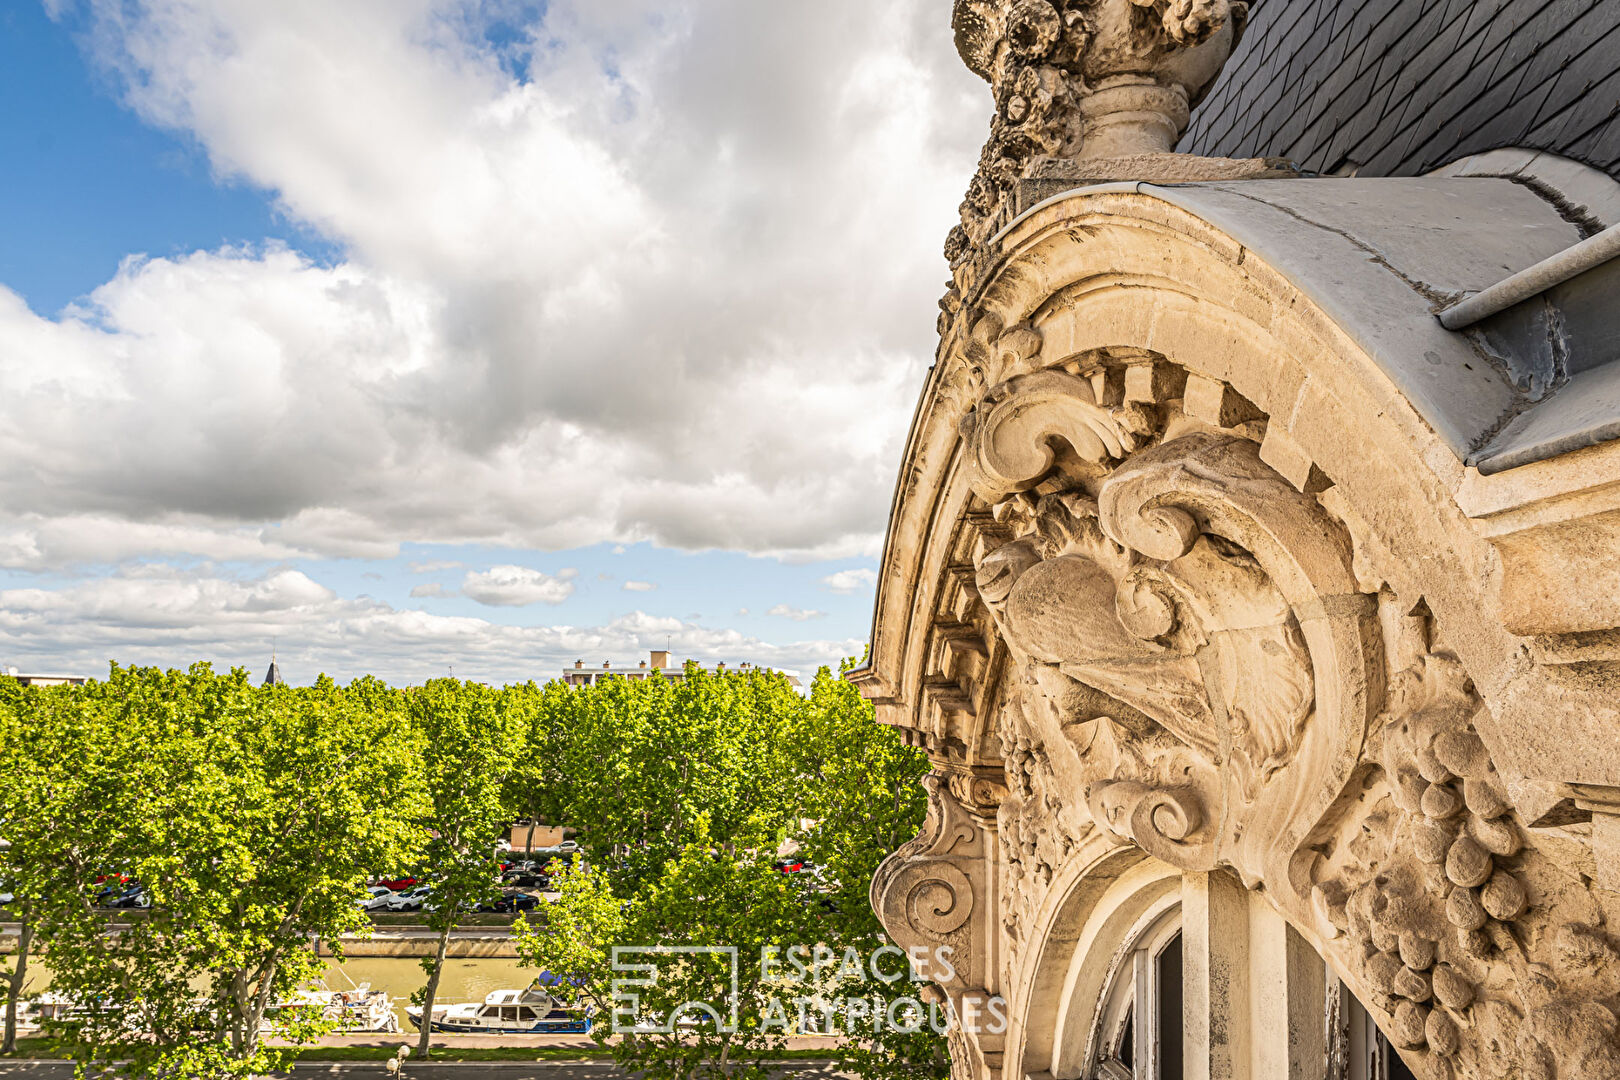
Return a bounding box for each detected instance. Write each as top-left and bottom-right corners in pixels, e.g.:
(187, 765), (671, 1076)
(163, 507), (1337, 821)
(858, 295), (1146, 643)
(946, 0), (1289, 254)
(852, 11), (1620, 1078)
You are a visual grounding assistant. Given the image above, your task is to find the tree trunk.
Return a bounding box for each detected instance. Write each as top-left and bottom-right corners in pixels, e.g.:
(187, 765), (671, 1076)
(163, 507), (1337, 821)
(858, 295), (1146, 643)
(229, 968), (251, 1054)
(242, 947), (285, 1059)
(416, 913), (455, 1059)
(3, 919), (34, 1055)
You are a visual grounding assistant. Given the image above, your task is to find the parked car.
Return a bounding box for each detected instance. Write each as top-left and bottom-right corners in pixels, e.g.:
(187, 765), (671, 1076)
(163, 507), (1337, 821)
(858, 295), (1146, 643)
(371, 875), (419, 892)
(104, 884), (150, 909)
(386, 885), (431, 912)
(482, 889), (539, 914)
(356, 885), (392, 910)
(501, 871), (550, 890)
(0, 883), (14, 906)
(94, 880), (144, 907)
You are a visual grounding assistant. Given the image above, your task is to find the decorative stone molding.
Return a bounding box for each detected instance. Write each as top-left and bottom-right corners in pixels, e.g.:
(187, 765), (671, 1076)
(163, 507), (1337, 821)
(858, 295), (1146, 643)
(961, 366), (1378, 898)
(854, 173), (1620, 1079)
(1306, 653), (1620, 1079)
(948, 0), (1264, 247)
(871, 768), (1009, 1073)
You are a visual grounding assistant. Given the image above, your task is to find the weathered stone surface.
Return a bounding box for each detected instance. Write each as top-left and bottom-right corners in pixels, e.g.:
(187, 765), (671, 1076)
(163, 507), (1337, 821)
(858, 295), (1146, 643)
(854, 10), (1620, 1079)
(949, 0), (1251, 247)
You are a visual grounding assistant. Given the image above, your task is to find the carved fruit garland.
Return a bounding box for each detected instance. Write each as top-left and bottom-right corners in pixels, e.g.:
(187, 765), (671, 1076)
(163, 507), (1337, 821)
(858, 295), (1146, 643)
(1312, 654), (1620, 1080)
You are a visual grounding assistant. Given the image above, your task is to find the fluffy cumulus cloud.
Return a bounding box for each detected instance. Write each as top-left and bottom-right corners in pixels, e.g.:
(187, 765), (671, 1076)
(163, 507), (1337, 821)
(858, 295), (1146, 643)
(0, 0), (983, 565)
(0, 566), (858, 685)
(460, 566), (577, 607)
(622, 580), (657, 592)
(0, 0), (987, 679)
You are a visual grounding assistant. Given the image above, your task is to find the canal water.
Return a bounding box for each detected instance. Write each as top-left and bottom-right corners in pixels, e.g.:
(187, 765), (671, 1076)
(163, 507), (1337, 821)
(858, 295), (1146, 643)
(321, 956), (536, 1031)
(12, 956), (539, 1033)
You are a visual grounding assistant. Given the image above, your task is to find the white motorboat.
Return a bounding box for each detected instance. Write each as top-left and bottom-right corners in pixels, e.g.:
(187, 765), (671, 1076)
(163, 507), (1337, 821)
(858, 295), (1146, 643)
(263, 983), (399, 1034)
(406, 984), (590, 1034)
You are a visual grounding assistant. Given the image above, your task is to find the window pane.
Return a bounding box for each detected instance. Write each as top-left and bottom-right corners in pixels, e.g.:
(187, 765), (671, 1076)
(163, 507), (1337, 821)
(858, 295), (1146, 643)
(1118, 1002), (1134, 1068)
(1156, 932), (1183, 1080)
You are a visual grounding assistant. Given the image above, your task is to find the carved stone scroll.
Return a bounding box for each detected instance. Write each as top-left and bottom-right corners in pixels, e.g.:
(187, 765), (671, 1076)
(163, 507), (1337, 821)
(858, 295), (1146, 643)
(959, 364), (1379, 895)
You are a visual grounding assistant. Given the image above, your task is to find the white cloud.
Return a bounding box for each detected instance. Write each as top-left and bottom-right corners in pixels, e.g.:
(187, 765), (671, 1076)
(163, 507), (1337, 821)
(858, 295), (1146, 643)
(0, 513), (312, 570)
(460, 566), (577, 607)
(768, 603), (826, 622)
(820, 568), (878, 594)
(0, 568), (334, 631)
(0, 0), (982, 571)
(0, 1), (981, 680)
(622, 580), (657, 592)
(0, 567), (860, 688)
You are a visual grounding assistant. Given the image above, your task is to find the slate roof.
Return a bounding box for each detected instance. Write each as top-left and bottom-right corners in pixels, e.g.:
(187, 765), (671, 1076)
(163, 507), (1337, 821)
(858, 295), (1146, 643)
(1180, 0), (1620, 181)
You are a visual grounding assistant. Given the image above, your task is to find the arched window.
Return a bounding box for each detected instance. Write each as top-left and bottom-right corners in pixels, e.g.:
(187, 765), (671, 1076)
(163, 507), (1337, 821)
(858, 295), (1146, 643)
(1091, 906), (1184, 1080)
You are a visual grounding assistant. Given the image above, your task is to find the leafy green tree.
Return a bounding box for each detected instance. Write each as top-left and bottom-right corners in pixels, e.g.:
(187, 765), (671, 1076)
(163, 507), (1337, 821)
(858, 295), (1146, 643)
(518, 835), (820, 1080)
(515, 662), (939, 1080)
(40, 666), (424, 1078)
(407, 679), (529, 1059)
(787, 666), (944, 1080)
(509, 854), (623, 1016)
(0, 676), (136, 1056)
(531, 666), (802, 888)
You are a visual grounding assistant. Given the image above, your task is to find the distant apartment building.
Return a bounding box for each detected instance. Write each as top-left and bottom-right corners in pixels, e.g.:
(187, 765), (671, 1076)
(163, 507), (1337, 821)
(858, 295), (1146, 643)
(560, 650), (799, 689)
(3, 668), (87, 687)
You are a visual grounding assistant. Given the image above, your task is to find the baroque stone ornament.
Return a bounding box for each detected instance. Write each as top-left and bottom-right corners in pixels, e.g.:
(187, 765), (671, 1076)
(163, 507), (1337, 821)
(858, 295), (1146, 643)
(951, 0), (1250, 245)
(868, 334), (1620, 1079)
(964, 369), (1376, 895)
(1306, 654), (1620, 1080)
(855, 41), (1620, 1072)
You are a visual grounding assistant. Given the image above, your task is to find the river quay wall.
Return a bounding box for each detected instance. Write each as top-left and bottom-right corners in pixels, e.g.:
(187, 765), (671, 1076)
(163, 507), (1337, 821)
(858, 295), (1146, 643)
(2, 920), (521, 959)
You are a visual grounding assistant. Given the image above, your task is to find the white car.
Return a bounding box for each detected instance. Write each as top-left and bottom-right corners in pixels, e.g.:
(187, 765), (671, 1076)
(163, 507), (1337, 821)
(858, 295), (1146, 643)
(386, 885), (431, 911)
(356, 886), (393, 911)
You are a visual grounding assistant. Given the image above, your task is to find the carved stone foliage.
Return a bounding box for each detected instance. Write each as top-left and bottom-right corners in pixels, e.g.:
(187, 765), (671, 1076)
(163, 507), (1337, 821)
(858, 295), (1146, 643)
(1307, 653), (1620, 1080)
(948, 0), (1247, 247)
(961, 358), (1374, 895)
(878, 337), (1620, 1079)
(996, 734), (1089, 956)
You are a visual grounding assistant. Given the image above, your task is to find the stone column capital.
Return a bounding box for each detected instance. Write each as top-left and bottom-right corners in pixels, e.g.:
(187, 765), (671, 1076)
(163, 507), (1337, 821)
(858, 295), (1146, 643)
(949, 0), (1252, 248)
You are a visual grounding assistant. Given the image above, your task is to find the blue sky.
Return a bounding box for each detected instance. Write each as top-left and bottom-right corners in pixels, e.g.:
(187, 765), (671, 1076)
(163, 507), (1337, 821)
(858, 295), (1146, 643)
(0, 0), (982, 686)
(0, 3), (333, 313)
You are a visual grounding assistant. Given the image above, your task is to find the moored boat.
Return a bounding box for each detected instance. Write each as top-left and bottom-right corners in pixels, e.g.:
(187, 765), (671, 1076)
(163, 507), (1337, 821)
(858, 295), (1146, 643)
(405, 983), (590, 1035)
(263, 983), (399, 1034)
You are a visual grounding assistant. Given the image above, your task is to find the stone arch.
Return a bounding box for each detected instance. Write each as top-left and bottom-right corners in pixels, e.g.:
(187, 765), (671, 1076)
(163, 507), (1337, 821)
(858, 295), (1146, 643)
(860, 179), (1620, 1080)
(1002, 843), (1179, 1079)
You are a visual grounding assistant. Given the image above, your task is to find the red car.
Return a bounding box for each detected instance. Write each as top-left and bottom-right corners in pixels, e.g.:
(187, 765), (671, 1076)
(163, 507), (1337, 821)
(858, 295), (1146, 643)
(372, 875), (420, 891)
